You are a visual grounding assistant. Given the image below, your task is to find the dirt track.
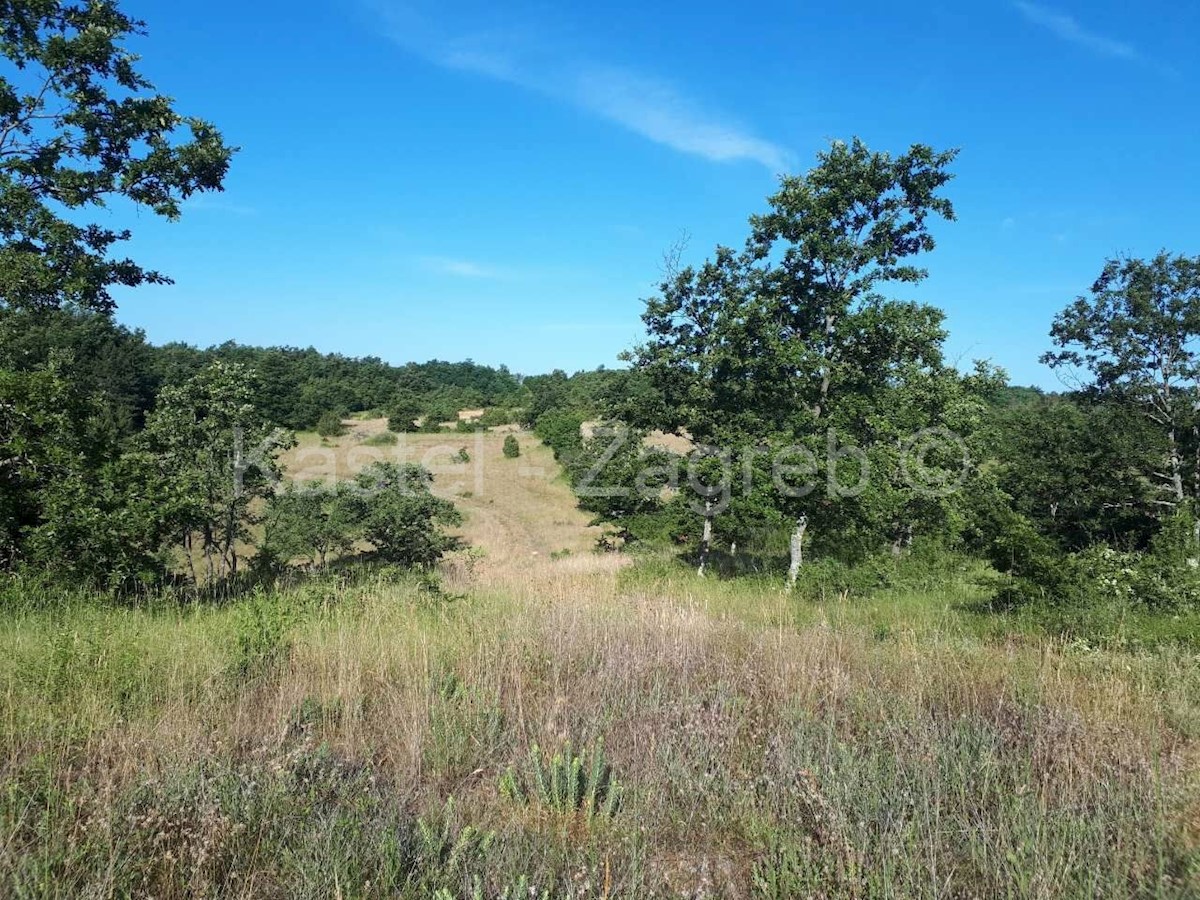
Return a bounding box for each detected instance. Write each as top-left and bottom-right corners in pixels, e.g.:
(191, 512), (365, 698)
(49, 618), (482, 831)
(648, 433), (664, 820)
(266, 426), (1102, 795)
(280, 420), (618, 592)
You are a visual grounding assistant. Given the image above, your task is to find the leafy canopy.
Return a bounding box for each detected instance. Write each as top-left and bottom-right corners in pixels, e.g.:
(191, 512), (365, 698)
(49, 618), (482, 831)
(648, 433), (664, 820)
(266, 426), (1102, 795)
(0, 0), (234, 313)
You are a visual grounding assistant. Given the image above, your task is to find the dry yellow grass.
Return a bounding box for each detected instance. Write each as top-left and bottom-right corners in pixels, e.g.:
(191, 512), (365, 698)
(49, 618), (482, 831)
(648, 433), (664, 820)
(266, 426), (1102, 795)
(281, 425), (607, 588)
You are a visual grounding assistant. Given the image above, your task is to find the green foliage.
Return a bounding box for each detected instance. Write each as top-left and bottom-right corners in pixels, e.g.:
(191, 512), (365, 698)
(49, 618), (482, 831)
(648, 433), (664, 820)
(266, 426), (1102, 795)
(534, 410), (585, 463)
(453, 447), (471, 464)
(315, 410), (346, 438)
(502, 435), (520, 458)
(1043, 252), (1200, 509)
(498, 739), (621, 819)
(986, 395), (1158, 552)
(0, 0), (233, 314)
(421, 399), (460, 432)
(0, 308), (160, 435)
(623, 138), (969, 564)
(479, 407), (521, 428)
(363, 431), (399, 446)
(567, 425), (675, 542)
(354, 462), (463, 568)
(264, 481), (362, 569)
(140, 360), (293, 583)
(230, 588), (295, 679)
(388, 393), (423, 433)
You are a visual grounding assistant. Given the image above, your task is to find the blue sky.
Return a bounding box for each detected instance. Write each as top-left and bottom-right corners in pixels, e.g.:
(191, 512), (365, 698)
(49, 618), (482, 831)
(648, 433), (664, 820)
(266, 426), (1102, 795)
(110, 0), (1198, 387)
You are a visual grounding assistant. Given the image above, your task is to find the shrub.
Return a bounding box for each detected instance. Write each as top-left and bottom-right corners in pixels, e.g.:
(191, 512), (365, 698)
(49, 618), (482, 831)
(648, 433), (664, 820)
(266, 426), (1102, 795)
(354, 462), (463, 567)
(362, 431), (398, 447)
(479, 407), (520, 428)
(533, 410), (584, 462)
(387, 397), (421, 433)
(453, 447), (471, 464)
(315, 411), (346, 438)
(503, 435), (520, 458)
(264, 481), (363, 569)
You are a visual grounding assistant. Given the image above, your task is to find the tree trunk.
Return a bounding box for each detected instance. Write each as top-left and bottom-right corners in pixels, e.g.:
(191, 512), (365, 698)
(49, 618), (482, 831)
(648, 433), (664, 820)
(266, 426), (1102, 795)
(785, 516), (808, 592)
(697, 501), (713, 578)
(184, 531), (198, 586)
(1168, 426), (1185, 503)
(814, 311), (836, 420)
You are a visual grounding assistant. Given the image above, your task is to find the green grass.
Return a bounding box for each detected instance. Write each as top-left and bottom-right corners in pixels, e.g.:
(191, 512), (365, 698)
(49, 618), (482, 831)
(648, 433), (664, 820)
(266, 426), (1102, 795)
(1, 559), (1197, 897)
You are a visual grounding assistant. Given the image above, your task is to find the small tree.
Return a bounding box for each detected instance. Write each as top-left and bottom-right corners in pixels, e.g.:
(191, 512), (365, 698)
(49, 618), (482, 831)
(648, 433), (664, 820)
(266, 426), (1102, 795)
(264, 480), (362, 569)
(316, 410), (346, 438)
(354, 462), (462, 567)
(628, 138), (961, 576)
(1043, 252), (1200, 512)
(141, 361), (292, 583)
(387, 395), (421, 433)
(420, 400), (459, 433)
(503, 435), (521, 458)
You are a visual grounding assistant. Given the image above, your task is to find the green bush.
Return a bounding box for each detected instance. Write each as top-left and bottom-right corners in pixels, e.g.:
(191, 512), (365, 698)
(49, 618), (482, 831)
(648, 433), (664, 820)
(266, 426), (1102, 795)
(362, 431), (398, 447)
(503, 435), (520, 459)
(354, 462), (463, 567)
(533, 410), (584, 462)
(387, 396), (421, 433)
(478, 407), (520, 428)
(315, 411), (346, 438)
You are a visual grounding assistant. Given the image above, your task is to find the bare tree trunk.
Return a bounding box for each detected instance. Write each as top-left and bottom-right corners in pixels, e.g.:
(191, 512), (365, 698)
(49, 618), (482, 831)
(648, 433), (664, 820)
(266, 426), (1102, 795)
(814, 312), (836, 420)
(891, 522), (914, 557)
(184, 531), (198, 586)
(697, 501), (713, 578)
(785, 516), (808, 592)
(203, 524), (215, 584)
(1168, 426), (1185, 503)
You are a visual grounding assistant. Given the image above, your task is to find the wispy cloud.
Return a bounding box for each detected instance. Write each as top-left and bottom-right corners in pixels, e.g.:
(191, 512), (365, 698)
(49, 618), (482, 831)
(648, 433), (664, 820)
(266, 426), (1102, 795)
(418, 256), (507, 279)
(1013, 2), (1140, 61)
(369, 2), (790, 171)
(186, 196), (258, 216)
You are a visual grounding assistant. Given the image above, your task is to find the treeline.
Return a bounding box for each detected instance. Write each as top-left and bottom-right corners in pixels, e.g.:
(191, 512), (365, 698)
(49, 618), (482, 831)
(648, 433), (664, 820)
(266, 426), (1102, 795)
(1, 309), (524, 433)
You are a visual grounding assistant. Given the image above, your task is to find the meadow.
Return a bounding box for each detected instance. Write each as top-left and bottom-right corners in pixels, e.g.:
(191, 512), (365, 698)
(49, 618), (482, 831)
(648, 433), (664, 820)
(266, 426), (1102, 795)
(1, 426), (1197, 898)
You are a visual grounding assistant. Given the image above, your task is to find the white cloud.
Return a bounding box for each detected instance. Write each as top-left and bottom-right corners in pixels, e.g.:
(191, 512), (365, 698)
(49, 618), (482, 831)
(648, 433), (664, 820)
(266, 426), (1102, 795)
(1013, 2), (1140, 61)
(370, 2), (790, 172)
(573, 67), (790, 171)
(419, 256), (505, 279)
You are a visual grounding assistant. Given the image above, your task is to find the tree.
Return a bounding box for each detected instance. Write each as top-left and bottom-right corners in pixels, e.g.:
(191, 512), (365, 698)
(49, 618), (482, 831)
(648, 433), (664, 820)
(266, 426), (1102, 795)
(264, 480), (362, 569)
(1043, 253), (1200, 513)
(353, 462), (462, 567)
(388, 394), (422, 433)
(0, 308), (160, 436)
(141, 361), (292, 583)
(0, 355), (104, 568)
(0, 0), (234, 313)
(627, 139), (962, 578)
(988, 395), (1158, 552)
(503, 434), (520, 458)
(316, 410), (346, 438)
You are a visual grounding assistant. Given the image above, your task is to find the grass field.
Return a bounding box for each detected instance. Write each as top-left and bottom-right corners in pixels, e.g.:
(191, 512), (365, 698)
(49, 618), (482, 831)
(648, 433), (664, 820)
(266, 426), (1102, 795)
(2, 427), (1198, 897)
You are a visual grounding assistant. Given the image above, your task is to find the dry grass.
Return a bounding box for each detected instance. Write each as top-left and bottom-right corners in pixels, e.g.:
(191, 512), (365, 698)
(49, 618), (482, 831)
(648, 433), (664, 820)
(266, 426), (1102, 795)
(2, 434), (1198, 897)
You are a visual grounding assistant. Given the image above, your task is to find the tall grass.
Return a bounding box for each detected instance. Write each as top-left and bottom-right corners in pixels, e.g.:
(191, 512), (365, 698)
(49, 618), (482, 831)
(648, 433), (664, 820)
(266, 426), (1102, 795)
(1, 558), (1197, 897)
